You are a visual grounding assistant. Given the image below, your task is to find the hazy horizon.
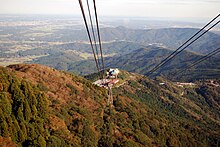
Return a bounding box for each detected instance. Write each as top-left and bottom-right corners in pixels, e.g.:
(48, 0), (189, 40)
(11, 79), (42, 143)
(0, 0), (219, 20)
(0, 14), (217, 24)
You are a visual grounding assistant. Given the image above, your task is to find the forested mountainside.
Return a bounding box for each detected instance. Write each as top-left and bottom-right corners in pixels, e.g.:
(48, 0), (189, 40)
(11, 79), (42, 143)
(104, 47), (220, 81)
(59, 46), (220, 81)
(0, 64), (219, 146)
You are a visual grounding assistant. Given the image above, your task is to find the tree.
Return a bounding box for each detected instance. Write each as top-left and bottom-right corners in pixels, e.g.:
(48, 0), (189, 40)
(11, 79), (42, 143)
(82, 125), (98, 147)
(38, 135), (46, 147)
(24, 100), (31, 122)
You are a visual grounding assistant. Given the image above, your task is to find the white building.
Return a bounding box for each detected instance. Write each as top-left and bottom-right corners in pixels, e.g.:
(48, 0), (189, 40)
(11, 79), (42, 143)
(107, 68), (120, 78)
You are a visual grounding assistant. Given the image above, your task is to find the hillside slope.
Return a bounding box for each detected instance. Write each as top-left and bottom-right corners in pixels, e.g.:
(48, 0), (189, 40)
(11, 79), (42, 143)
(67, 46), (220, 81)
(0, 64), (219, 146)
(105, 47), (220, 81)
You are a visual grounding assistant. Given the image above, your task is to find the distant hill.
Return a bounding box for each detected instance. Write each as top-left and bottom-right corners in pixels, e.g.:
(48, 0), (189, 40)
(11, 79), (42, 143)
(64, 46), (220, 81)
(104, 46), (220, 81)
(29, 41), (145, 72)
(100, 27), (220, 54)
(54, 27), (220, 54)
(32, 27), (220, 55)
(0, 64), (219, 146)
(54, 40), (145, 55)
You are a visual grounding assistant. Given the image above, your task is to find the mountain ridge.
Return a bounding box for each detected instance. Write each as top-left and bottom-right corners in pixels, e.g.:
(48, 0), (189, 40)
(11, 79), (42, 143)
(59, 27), (220, 54)
(64, 46), (220, 81)
(0, 64), (219, 146)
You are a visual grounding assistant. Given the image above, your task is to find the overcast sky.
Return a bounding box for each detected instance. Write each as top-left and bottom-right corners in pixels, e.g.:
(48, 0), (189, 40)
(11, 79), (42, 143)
(0, 0), (219, 19)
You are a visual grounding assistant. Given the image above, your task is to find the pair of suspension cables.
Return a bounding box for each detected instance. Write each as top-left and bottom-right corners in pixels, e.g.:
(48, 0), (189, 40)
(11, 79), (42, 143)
(147, 14), (220, 76)
(78, 0), (105, 78)
(174, 47), (220, 76)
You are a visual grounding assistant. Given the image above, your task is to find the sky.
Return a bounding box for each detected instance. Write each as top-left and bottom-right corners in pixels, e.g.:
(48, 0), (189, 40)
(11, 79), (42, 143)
(0, 0), (219, 20)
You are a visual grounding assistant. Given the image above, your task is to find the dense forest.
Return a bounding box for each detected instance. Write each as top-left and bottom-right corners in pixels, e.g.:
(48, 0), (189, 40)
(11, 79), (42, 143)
(0, 64), (219, 146)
